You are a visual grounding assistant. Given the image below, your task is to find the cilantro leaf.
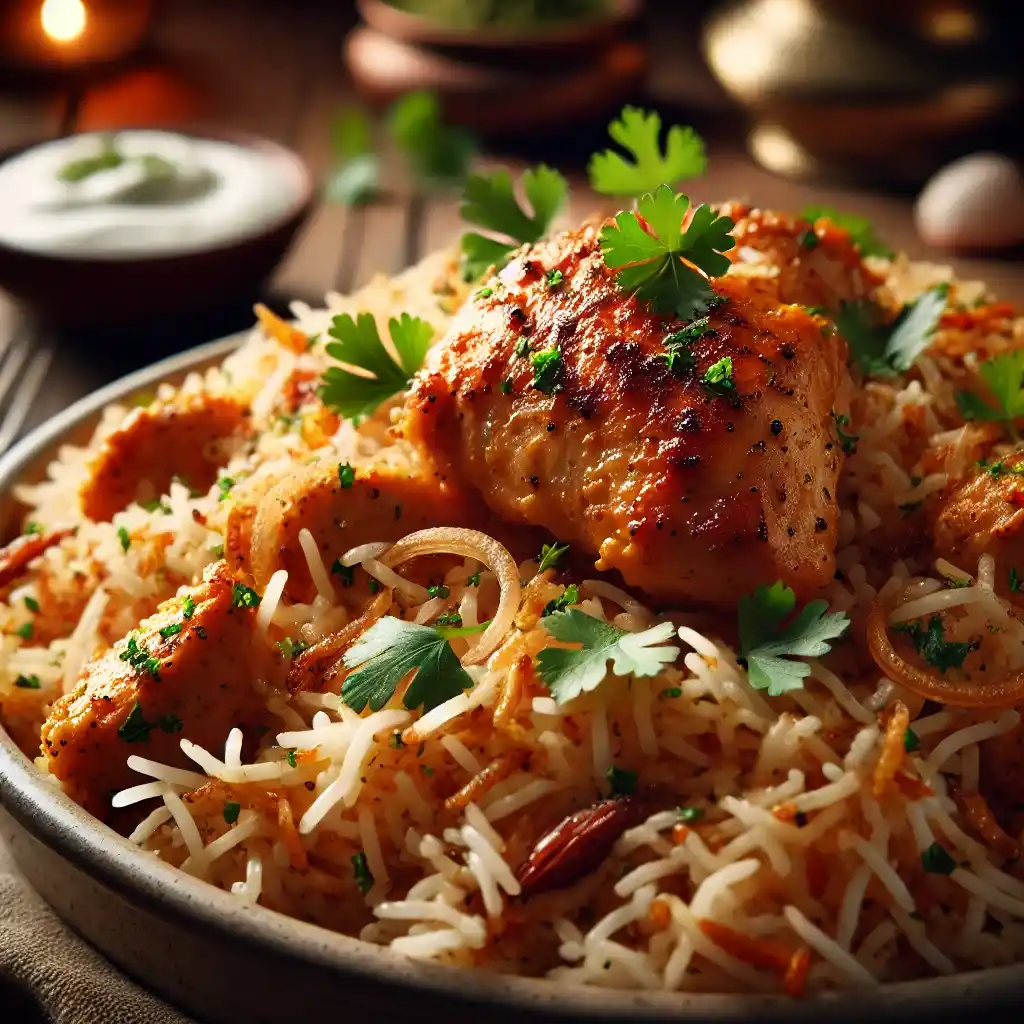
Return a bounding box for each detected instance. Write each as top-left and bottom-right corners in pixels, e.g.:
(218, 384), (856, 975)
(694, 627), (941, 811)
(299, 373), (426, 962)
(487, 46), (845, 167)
(736, 582), (850, 696)
(530, 346), (562, 394)
(802, 206), (893, 259)
(600, 185), (734, 320)
(117, 700), (156, 744)
(536, 609), (679, 704)
(702, 356), (735, 398)
(460, 165), (568, 279)
(956, 350), (1024, 432)
(389, 90), (476, 190)
(588, 106), (706, 197)
(325, 108), (379, 206)
(537, 541), (569, 573)
(894, 616), (976, 672)
(837, 285), (948, 378)
(319, 312), (435, 422)
(341, 616), (474, 714)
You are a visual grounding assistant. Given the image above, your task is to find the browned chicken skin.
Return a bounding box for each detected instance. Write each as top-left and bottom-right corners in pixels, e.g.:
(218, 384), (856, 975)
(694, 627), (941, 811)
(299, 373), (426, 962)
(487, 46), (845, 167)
(41, 563), (280, 819)
(80, 393), (250, 521)
(401, 224), (851, 607)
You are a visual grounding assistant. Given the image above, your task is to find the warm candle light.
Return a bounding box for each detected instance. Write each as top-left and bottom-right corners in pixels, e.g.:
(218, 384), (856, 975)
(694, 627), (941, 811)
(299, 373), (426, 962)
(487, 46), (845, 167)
(40, 0), (87, 43)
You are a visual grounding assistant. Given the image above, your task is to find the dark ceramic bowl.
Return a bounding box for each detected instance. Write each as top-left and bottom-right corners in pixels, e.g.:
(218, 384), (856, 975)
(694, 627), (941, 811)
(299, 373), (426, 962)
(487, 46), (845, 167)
(1, 339), (1024, 1022)
(0, 132), (313, 330)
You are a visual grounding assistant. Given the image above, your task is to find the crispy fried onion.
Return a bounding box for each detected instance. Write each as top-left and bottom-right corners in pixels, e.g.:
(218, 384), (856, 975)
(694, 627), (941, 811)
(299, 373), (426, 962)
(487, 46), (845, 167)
(380, 527), (521, 665)
(287, 588), (393, 691)
(873, 700), (910, 798)
(867, 599), (1024, 708)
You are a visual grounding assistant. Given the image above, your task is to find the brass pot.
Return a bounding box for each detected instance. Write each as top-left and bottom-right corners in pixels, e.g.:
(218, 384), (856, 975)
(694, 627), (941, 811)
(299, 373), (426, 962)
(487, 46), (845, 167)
(702, 0), (1020, 183)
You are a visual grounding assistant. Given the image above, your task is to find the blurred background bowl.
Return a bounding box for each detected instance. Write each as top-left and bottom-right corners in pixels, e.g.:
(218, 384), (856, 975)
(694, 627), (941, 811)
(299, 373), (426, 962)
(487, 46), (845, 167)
(0, 129), (312, 330)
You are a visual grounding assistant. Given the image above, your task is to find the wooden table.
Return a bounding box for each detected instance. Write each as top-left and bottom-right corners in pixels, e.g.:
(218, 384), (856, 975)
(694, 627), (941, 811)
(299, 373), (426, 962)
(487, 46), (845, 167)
(1, 0), (1022, 444)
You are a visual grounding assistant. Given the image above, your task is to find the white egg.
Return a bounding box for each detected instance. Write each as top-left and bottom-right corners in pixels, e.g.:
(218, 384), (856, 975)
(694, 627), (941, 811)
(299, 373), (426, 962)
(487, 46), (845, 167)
(915, 152), (1024, 251)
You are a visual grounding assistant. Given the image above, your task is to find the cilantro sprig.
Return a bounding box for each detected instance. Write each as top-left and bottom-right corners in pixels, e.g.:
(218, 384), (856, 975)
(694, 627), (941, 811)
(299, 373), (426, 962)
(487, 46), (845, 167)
(460, 165), (568, 280)
(956, 350), (1024, 439)
(319, 312), (435, 422)
(341, 616), (474, 714)
(600, 185), (734, 320)
(536, 609), (679, 704)
(736, 582), (850, 696)
(588, 106), (706, 198)
(837, 285), (948, 378)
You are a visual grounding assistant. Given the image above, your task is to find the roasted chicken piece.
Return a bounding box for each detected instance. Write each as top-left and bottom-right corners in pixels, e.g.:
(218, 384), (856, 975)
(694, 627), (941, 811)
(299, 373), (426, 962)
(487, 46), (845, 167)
(249, 460), (538, 604)
(401, 225), (851, 607)
(932, 455), (1024, 583)
(41, 563), (280, 819)
(721, 203), (875, 312)
(80, 393), (250, 521)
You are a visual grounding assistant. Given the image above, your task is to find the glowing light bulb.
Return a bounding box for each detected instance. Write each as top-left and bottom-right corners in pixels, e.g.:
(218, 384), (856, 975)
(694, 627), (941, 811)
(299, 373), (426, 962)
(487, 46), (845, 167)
(40, 0), (87, 44)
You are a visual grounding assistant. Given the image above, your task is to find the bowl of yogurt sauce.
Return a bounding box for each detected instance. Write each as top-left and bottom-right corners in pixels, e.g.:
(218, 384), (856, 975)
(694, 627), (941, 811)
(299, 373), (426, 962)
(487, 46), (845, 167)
(0, 129), (313, 328)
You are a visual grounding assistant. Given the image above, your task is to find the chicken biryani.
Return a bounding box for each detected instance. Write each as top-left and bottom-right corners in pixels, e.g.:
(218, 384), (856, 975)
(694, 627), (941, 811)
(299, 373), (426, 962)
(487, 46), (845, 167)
(3, 108), (1024, 996)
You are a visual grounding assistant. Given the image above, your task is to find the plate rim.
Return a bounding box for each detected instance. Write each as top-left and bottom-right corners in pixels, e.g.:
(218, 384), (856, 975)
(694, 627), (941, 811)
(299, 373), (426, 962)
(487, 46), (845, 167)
(1, 333), (1023, 1019)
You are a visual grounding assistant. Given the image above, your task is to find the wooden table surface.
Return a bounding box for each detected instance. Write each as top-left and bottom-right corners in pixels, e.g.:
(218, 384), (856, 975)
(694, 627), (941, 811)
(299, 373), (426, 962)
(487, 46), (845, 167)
(1, 0), (1022, 445)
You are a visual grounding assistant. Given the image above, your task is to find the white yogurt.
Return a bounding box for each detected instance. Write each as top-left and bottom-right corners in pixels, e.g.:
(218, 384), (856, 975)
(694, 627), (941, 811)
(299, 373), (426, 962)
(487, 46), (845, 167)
(0, 131), (307, 259)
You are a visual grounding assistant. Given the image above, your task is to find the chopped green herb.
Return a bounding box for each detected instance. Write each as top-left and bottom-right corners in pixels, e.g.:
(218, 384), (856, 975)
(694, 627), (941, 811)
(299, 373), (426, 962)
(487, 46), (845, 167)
(319, 313), (435, 423)
(475, 287), (493, 299)
(217, 477), (235, 501)
(119, 635), (161, 680)
(23, 521), (42, 536)
(956, 350), (1024, 438)
(1011, 568), (1023, 593)
(946, 576), (970, 589)
(460, 165), (568, 279)
(800, 229), (819, 250)
(894, 616), (976, 672)
(117, 526), (131, 553)
(276, 637), (310, 658)
(702, 356), (735, 398)
(514, 336), (532, 359)
(976, 457), (1024, 480)
(600, 186), (734, 320)
(606, 764), (638, 796)
(660, 686), (683, 699)
(351, 850), (375, 895)
(58, 137), (125, 183)
(368, 579), (380, 594)
(435, 612), (463, 627)
(117, 701), (157, 744)
(421, 765), (435, 776)
(182, 594), (195, 619)
(195, 625), (208, 639)
(223, 801), (241, 825)
(801, 206), (893, 258)
(737, 581), (850, 696)
(831, 411), (859, 455)
(537, 541), (569, 573)
(286, 749), (298, 768)
(159, 622), (183, 640)
(660, 319), (709, 375)
(210, 544), (225, 558)
(466, 572), (481, 587)
(23, 596), (40, 613)
(140, 499), (172, 515)
(341, 616), (475, 714)
(331, 559), (355, 587)
(427, 584), (450, 599)
(530, 346), (562, 394)
(542, 583), (579, 617)
(15, 622), (33, 641)
(588, 106), (706, 198)
(14, 674), (40, 690)
(500, 379), (512, 395)
(837, 285), (948, 378)
(678, 806), (703, 823)
(536, 609), (678, 704)
(338, 462), (356, 489)
(921, 841), (957, 875)
(231, 583), (261, 609)
(546, 268), (564, 289)
(904, 727), (920, 753)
